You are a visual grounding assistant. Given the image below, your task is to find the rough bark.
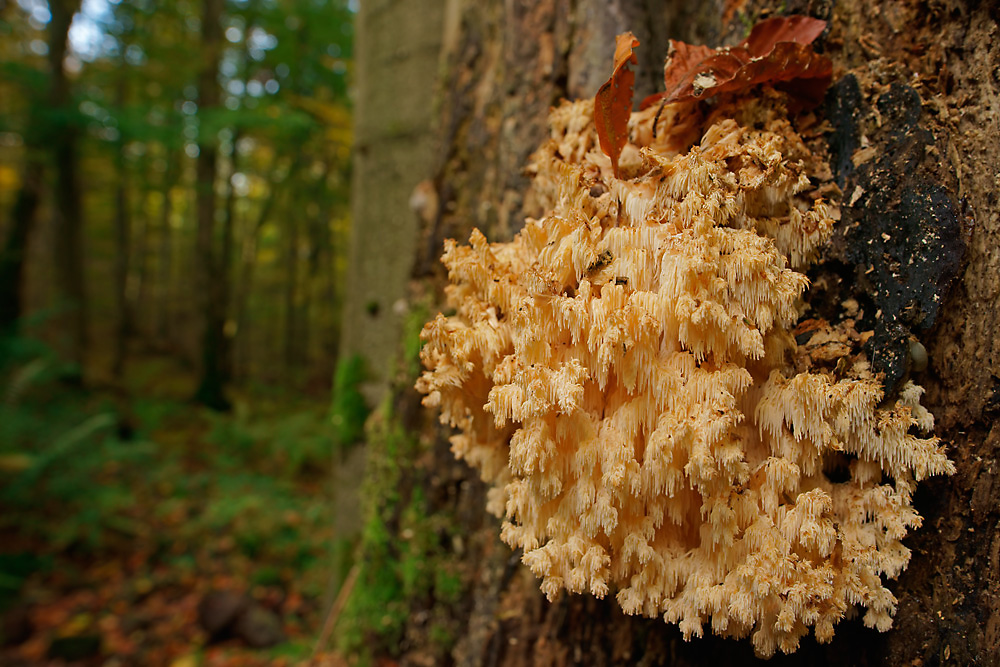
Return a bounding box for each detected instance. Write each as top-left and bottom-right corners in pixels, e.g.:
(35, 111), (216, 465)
(353, 0), (1000, 663)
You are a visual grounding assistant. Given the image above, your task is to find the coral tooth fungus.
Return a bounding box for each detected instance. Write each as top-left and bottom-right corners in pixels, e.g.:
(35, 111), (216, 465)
(417, 22), (953, 657)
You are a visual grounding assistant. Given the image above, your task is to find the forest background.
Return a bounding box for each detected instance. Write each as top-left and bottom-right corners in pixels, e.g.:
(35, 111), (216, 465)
(0, 0), (362, 664)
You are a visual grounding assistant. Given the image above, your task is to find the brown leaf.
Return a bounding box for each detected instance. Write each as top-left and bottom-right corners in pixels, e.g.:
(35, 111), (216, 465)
(651, 15), (831, 106)
(742, 15), (826, 57)
(595, 32), (639, 178)
(662, 41), (716, 97)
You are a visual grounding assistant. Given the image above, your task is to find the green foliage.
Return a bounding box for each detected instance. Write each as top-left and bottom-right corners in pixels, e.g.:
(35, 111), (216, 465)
(0, 552), (51, 615)
(330, 354), (369, 451)
(2, 0), (356, 391)
(0, 326), (71, 383)
(206, 402), (337, 476)
(0, 345), (151, 551)
(0, 344), (335, 602)
(335, 397), (463, 660)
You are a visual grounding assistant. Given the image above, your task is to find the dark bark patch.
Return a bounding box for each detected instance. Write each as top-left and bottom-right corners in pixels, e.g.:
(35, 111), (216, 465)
(824, 79), (968, 394)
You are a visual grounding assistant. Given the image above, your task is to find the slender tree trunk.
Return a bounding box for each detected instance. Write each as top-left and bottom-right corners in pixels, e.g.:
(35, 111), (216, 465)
(0, 160), (42, 339)
(301, 198), (322, 383)
(218, 129), (239, 384)
(319, 198), (339, 376)
(298, 161), (331, 382)
(282, 192), (299, 378)
(49, 0), (86, 379)
(233, 158), (287, 381)
(193, 0), (229, 409)
(347, 0), (1000, 664)
(131, 179), (151, 338)
(112, 73), (131, 379)
(155, 152), (179, 348)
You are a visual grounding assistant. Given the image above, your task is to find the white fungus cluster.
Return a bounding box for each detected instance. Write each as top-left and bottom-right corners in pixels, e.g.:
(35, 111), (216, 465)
(416, 89), (954, 657)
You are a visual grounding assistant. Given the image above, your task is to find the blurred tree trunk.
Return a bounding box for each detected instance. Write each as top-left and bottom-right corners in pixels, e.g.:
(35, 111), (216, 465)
(233, 164), (281, 382)
(346, 0), (1000, 664)
(0, 161), (41, 340)
(219, 128), (239, 384)
(154, 151), (179, 349)
(193, 0), (229, 409)
(49, 0), (86, 378)
(301, 169), (329, 384)
(112, 69), (132, 379)
(131, 175), (151, 338)
(338, 0), (447, 405)
(283, 187), (299, 378)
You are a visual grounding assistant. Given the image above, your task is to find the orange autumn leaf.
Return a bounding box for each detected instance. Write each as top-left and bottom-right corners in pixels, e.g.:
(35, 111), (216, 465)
(641, 15), (831, 109)
(594, 32), (639, 178)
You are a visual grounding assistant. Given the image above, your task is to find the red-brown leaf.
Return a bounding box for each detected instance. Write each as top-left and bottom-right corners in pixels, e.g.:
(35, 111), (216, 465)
(652, 15), (831, 106)
(742, 15), (826, 57)
(595, 32), (640, 178)
(663, 41), (716, 97)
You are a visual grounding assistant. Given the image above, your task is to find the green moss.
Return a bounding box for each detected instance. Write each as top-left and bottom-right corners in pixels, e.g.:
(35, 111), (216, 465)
(335, 394), (463, 661)
(428, 622), (455, 651)
(401, 302), (431, 378)
(329, 354), (369, 451)
(335, 397), (408, 655)
(434, 567), (462, 605)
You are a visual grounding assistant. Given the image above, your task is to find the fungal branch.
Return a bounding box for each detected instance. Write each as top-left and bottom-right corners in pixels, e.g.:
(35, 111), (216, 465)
(417, 16), (953, 658)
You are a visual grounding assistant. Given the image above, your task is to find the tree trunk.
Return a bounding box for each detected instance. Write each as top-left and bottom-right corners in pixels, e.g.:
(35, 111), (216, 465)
(283, 187), (299, 378)
(193, 0), (229, 410)
(112, 73), (131, 379)
(0, 160), (42, 340)
(338, 0), (447, 405)
(154, 151), (179, 348)
(348, 0), (1000, 664)
(233, 164), (280, 382)
(48, 0), (86, 379)
(218, 129), (239, 384)
(131, 176), (151, 339)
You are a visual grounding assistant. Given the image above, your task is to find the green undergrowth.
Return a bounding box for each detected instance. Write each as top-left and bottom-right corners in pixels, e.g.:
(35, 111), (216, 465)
(0, 336), (338, 654)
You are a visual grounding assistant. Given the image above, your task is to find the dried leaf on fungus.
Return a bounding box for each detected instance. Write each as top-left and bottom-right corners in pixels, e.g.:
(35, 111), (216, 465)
(594, 32), (640, 178)
(660, 42), (716, 101)
(642, 15), (831, 109)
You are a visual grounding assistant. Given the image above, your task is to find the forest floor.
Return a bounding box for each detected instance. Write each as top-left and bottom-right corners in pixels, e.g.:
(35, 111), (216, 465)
(0, 343), (358, 666)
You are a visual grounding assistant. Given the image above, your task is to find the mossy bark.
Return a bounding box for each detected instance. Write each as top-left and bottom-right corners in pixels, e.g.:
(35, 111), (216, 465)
(349, 0), (1000, 663)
